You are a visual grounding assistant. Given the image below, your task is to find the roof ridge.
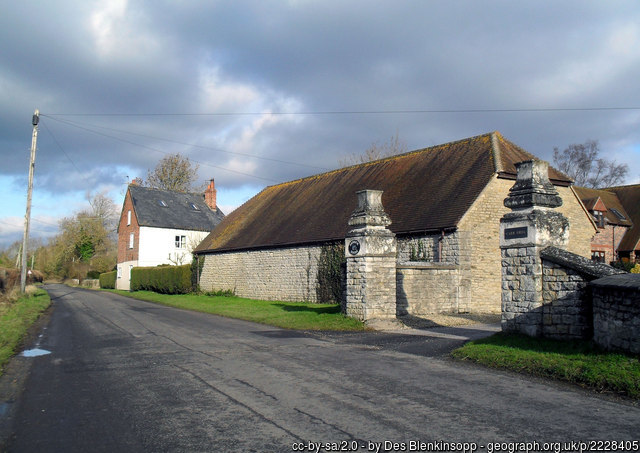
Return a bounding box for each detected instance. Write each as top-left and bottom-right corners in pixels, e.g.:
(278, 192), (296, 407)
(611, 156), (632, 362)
(265, 131), (498, 189)
(606, 183), (640, 189)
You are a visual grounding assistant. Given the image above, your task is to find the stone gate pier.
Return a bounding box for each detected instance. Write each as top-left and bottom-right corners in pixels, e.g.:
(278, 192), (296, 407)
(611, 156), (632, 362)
(344, 190), (397, 321)
(499, 160), (570, 336)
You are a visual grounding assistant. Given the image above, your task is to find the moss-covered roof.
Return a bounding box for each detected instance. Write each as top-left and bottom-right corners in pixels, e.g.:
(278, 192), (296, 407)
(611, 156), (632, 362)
(196, 132), (571, 253)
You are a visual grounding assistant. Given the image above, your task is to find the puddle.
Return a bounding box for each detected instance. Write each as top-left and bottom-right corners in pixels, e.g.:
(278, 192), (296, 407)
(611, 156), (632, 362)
(21, 348), (51, 357)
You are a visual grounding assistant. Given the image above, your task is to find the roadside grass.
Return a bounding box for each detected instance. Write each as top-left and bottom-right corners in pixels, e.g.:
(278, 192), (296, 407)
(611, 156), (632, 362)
(0, 287), (51, 376)
(452, 332), (640, 398)
(106, 290), (367, 331)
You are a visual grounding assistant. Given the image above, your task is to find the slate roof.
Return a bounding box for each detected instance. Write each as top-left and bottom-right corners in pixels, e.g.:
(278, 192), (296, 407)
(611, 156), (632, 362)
(195, 132), (572, 254)
(606, 184), (640, 252)
(127, 185), (225, 232)
(573, 186), (633, 227)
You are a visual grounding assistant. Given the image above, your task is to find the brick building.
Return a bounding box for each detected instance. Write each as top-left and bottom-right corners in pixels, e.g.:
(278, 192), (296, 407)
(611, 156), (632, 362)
(195, 132), (596, 315)
(574, 185), (640, 265)
(116, 180), (224, 290)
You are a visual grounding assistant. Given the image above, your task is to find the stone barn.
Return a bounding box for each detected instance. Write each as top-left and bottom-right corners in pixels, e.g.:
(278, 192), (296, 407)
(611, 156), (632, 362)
(195, 132), (596, 315)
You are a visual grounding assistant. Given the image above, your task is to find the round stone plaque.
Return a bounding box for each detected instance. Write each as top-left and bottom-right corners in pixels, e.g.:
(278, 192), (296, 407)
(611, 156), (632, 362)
(348, 240), (360, 255)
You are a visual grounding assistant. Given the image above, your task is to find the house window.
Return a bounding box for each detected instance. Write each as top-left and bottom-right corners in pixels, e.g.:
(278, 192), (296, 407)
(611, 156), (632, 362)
(129, 233), (134, 249)
(591, 251), (605, 263)
(190, 203), (200, 211)
(593, 210), (605, 228)
(117, 266), (122, 278)
(158, 200), (168, 207)
(127, 210), (131, 225)
(175, 235), (186, 248)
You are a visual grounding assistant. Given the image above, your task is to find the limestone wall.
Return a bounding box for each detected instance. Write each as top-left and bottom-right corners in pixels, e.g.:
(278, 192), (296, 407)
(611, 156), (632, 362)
(396, 265), (463, 316)
(199, 244), (322, 302)
(592, 275), (640, 354)
(396, 233), (460, 264)
(541, 259), (592, 339)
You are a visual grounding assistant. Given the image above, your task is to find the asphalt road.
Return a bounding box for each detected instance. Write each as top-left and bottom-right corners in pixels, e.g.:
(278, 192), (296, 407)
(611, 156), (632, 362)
(1, 284), (638, 452)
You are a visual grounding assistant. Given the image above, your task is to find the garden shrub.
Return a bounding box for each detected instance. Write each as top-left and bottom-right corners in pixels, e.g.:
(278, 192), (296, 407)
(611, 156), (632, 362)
(99, 271), (116, 289)
(131, 264), (192, 294)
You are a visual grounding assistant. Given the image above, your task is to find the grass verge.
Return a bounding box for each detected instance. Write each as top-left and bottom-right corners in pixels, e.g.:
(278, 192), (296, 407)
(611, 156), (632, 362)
(452, 332), (640, 398)
(107, 290), (367, 331)
(0, 288), (51, 376)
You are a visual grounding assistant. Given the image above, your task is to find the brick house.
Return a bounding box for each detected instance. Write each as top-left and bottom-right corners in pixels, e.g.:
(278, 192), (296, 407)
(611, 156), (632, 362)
(573, 186), (633, 264)
(194, 132), (597, 315)
(116, 180), (225, 290)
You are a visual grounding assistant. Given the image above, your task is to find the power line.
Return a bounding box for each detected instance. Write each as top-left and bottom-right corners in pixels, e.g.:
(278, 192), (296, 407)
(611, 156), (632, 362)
(42, 106), (640, 116)
(40, 115), (280, 183)
(41, 115), (329, 171)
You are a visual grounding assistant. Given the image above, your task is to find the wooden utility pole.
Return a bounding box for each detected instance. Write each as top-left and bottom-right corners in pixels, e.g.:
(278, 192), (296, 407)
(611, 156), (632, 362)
(20, 109), (39, 293)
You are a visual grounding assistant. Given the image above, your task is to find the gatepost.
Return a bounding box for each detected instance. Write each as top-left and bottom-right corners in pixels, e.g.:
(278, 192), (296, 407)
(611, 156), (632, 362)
(500, 160), (570, 336)
(344, 190), (397, 321)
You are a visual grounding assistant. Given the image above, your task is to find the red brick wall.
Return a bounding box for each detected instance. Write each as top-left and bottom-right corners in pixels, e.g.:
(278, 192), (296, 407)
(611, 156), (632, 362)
(590, 223), (629, 264)
(117, 190), (140, 263)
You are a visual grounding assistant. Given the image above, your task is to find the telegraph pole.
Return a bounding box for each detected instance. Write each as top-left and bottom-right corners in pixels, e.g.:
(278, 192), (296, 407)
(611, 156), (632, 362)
(20, 109), (39, 293)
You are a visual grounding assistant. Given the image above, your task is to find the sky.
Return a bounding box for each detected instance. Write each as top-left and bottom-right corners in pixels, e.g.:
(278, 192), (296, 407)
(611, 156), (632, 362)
(2, 1), (640, 249)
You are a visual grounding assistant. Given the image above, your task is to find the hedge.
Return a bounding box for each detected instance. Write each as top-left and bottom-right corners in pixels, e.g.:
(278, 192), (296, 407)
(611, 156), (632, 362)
(99, 271), (116, 289)
(130, 264), (192, 294)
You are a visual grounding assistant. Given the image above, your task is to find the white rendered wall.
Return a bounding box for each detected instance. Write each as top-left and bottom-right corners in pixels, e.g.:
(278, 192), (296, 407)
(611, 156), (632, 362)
(138, 227), (209, 267)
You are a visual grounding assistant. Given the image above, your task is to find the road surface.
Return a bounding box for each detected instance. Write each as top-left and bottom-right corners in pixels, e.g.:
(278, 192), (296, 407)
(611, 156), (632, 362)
(1, 284), (638, 452)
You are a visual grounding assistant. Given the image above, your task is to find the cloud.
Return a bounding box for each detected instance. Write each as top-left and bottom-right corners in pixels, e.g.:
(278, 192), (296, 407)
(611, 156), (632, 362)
(1, 0), (640, 250)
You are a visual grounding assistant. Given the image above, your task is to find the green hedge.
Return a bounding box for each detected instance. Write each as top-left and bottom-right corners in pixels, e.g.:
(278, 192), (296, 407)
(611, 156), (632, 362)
(131, 264), (192, 294)
(99, 271), (116, 289)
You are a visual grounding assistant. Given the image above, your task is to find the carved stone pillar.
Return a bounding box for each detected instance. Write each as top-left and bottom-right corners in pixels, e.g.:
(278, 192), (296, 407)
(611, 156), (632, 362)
(500, 160), (570, 336)
(344, 190), (397, 321)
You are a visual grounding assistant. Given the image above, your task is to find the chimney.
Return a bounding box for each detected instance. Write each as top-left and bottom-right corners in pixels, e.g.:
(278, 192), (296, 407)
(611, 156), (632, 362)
(204, 179), (217, 210)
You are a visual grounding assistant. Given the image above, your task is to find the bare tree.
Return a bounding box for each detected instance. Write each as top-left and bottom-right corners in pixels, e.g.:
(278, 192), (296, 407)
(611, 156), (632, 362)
(553, 140), (629, 188)
(145, 153), (201, 192)
(339, 132), (407, 167)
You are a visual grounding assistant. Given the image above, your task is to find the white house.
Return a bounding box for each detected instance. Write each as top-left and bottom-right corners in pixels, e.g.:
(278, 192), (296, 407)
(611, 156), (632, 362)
(116, 180), (225, 290)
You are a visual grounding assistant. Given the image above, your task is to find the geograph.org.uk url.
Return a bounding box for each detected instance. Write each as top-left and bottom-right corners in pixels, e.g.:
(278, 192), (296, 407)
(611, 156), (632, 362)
(291, 440), (640, 453)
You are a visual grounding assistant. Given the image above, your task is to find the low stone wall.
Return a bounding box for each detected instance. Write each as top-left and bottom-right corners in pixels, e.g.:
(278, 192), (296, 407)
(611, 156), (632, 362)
(591, 274), (640, 354)
(396, 265), (462, 316)
(81, 279), (100, 289)
(539, 247), (623, 340)
(199, 244), (323, 302)
(541, 260), (591, 339)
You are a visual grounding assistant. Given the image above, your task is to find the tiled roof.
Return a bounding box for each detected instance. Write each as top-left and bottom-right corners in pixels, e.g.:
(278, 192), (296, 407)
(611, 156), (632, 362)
(128, 185), (225, 232)
(606, 184), (640, 252)
(573, 186), (633, 227)
(196, 132), (572, 253)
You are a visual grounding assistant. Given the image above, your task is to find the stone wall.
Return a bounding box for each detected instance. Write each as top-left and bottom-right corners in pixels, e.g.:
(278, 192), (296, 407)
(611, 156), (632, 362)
(591, 274), (640, 354)
(396, 232), (460, 264)
(396, 265), (462, 316)
(541, 258), (592, 340)
(200, 244), (323, 302)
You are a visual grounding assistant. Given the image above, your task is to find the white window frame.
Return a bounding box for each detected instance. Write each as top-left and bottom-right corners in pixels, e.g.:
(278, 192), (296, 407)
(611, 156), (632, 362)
(129, 232), (134, 249)
(117, 266), (122, 278)
(175, 235), (186, 249)
(127, 210), (131, 225)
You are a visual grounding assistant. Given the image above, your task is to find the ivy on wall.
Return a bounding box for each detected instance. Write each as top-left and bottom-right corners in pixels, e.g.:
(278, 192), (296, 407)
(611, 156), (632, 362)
(316, 242), (346, 303)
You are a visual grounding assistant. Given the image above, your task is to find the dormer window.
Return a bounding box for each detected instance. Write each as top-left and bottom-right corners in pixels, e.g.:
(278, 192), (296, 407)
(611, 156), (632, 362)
(593, 210), (605, 228)
(609, 208), (626, 221)
(158, 200), (168, 207)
